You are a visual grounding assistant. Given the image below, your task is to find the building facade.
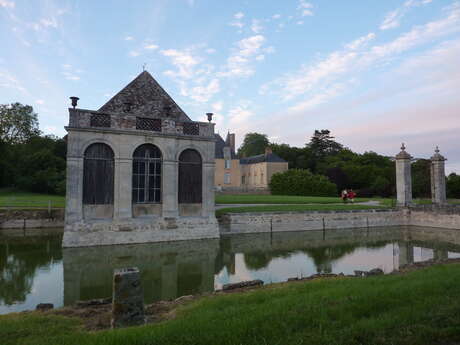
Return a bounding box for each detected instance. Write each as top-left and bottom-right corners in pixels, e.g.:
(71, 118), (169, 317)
(214, 133), (288, 191)
(63, 71), (219, 247)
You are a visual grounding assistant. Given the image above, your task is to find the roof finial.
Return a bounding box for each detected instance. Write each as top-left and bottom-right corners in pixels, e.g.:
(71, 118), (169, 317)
(142, 63), (147, 71)
(401, 143), (406, 151)
(435, 146), (440, 154)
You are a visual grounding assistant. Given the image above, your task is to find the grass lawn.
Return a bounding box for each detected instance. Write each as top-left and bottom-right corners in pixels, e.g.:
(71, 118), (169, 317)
(216, 204), (388, 217)
(215, 194), (378, 205)
(2, 263), (460, 345)
(0, 188), (65, 208)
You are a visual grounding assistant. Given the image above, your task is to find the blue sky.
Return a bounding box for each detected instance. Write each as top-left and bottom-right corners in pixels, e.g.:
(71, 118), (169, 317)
(1, 0), (460, 172)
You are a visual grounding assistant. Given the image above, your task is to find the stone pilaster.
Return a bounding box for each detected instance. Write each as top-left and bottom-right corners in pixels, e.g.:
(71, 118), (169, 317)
(430, 147), (447, 205)
(114, 158), (133, 219)
(162, 160), (178, 218)
(395, 144), (413, 207)
(202, 162), (216, 218)
(65, 156), (84, 223)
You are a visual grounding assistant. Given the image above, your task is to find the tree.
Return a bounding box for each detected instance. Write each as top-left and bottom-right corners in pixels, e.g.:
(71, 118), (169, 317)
(237, 133), (269, 157)
(412, 159), (431, 198)
(307, 130), (343, 158)
(0, 103), (40, 144)
(447, 173), (460, 198)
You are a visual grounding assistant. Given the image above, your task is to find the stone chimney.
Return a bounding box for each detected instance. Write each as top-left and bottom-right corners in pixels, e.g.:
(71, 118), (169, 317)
(228, 133), (235, 153)
(265, 147), (273, 155)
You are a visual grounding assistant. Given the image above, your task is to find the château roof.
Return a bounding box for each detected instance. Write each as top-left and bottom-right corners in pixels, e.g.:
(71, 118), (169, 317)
(98, 71), (191, 121)
(240, 152), (286, 164)
(214, 134), (237, 159)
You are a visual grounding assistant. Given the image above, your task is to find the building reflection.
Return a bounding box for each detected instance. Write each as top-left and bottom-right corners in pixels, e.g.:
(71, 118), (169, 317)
(62, 239), (219, 305)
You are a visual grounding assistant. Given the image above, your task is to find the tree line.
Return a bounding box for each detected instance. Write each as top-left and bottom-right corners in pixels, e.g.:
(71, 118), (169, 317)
(0, 103), (66, 194)
(238, 131), (460, 198)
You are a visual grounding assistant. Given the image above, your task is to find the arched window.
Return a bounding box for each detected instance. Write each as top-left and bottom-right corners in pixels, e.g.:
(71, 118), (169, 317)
(132, 144), (162, 203)
(178, 149), (202, 203)
(83, 143), (114, 204)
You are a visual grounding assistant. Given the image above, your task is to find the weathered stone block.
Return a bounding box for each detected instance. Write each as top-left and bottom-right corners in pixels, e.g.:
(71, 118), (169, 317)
(111, 267), (145, 328)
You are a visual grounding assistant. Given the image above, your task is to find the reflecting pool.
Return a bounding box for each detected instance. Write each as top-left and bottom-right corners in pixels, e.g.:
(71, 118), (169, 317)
(1, 226), (460, 314)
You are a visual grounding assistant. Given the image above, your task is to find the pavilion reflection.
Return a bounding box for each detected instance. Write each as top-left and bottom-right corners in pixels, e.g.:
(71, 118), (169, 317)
(63, 239), (219, 305)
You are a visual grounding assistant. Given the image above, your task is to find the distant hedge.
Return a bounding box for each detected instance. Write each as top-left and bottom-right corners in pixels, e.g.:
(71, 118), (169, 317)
(269, 169), (337, 196)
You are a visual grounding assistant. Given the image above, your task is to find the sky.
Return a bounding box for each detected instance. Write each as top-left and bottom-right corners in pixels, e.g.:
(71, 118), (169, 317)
(1, 0), (460, 172)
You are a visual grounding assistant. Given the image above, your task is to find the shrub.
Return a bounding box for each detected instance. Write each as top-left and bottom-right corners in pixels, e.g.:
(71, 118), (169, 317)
(269, 169), (337, 196)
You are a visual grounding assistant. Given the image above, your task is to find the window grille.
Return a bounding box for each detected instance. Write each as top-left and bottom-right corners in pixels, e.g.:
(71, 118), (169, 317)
(224, 173), (231, 184)
(183, 122), (200, 136)
(132, 144), (162, 203)
(90, 113), (111, 128)
(225, 159), (231, 169)
(136, 117), (162, 132)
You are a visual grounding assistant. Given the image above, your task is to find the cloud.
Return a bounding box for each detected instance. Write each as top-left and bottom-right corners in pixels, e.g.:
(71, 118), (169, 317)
(251, 19), (263, 33)
(272, 14), (281, 19)
(212, 101), (223, 112)
(187, 79), (220, 102)
(0, 0), (14, 8)
(0, 69), (27, 93)
(144, 43), (158, 50)
(380, 0), (434, 30)
(124, 36), (134, 41)
(298, 0), (314, 17)
(261, 4), (460, 103)
(229, 12), (245, 29)
(219, 35), (266, 77)
(206, 48), (216, 54)
(228, 101), (254, 128)
(345, 32), (376, 50)
(161, 48), (201, 79)
(39, 18), (57, 28)
(61, 64), (82, 81)
(35, 99), (45, 105)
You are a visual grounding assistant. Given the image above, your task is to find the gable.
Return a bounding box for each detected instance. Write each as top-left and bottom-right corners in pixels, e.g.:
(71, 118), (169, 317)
(98, 71), (191, 121)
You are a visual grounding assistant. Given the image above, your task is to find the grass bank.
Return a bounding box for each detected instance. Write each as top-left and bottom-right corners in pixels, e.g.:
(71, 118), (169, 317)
(2, 263), (460, 345)
(215, 194), (376, 205)
(216, 204), (388, 217)
(0, 188), (65, 208)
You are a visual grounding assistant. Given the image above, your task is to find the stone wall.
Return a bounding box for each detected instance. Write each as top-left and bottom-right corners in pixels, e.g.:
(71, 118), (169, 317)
(219, 209), (406, 234)
(219, 206), (460, 235)
(0, 209), (64, 229)
(408, 205), (460, 229)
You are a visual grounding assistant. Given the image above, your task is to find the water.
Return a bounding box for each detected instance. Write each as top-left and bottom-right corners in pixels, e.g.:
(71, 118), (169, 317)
(1, 226), (460, 315)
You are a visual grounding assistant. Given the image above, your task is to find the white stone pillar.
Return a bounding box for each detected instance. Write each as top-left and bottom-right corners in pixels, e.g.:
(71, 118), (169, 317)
(395, 144), (413, 207)
(114, 158), (132, 219)
(430, 146), (447, 205)
(65, 157), (84, 223)
(162, 160), (178, 218)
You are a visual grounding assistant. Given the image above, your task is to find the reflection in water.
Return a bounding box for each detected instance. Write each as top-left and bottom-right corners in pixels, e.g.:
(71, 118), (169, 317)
(1, 226), (460, 314)
(62, 240), (219, 305)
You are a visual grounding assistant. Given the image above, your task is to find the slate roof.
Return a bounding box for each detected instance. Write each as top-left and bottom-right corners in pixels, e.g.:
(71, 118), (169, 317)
(239, 152), (287, 165)
(215, 134), (237, 159)
(98, 71), (191, 121)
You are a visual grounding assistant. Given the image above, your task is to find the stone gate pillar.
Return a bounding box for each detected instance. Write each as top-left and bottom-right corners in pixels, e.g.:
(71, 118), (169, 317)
(395, 144), (413, 206)
(430, 147), (447, 205)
